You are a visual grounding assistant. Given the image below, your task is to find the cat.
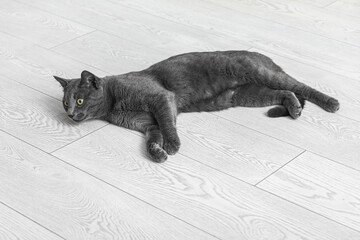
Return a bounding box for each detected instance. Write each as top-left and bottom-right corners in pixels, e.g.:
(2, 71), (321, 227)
(54, 51), (340, 163)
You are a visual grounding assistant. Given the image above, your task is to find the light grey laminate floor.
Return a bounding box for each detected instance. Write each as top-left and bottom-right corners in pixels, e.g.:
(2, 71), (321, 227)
(0, 0), (360, 239)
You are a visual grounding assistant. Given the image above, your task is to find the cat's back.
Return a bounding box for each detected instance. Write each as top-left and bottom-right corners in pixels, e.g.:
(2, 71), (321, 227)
(146, 50), (264, 89)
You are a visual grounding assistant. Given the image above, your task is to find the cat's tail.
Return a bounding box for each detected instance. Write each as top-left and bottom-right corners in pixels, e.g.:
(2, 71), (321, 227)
(268, 94), (305, 118)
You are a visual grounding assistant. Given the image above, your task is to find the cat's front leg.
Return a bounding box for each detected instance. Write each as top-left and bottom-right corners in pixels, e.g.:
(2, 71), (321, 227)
(149, 93), (180, 155)
(106, 110), (168, 162)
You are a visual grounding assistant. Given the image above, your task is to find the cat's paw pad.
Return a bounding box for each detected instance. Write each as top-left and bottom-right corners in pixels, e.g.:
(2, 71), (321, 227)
(163, 137), (181, 155)
(325, 98), (340, 113)
(148, 143), (168, 163)
(289, 105), (302, 119)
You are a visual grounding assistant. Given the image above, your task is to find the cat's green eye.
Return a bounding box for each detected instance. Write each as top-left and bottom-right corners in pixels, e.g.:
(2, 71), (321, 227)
(64, 101), (69, 107)
(77, 98), (84, 105)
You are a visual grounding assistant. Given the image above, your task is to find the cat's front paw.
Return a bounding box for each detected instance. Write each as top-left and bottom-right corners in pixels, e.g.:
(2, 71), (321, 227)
(325, 98), (340, 113)
(148, 143), (168, 163)
(163, 136), (181, 155)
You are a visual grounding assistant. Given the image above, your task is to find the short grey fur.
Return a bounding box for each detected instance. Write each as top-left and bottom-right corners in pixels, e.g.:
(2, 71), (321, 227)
(54, 51), (339, 162)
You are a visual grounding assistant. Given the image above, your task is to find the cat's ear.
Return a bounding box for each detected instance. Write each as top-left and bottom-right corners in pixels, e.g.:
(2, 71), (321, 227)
(53, 76), (69, 88)
(80, 70), (101, 89)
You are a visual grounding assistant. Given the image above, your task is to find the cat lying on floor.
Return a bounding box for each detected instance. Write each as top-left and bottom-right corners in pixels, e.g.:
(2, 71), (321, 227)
(54, 51), (340, 162)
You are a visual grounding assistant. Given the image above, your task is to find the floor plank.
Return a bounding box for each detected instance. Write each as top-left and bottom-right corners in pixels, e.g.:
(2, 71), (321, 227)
(0, 130), (215, 240)
(0, 77), (107, 152)
(0, 0), (93, 48)
(102, 0), (360, 80)
(327, 0), (360, 18)
(177, 112), (303, 184)
(0, 32), (107, 101)
(16, 0), (248, 55)
(213, 102), (360, 171)
(52, 124), (360, 240)
(53, 31), (167, 74)
(51, 30), (247, 75)
(0, 203), (62, 240)
(258, 151), (360, 231)
(203, 0), (360, 47)
(286, 0), (336, 7)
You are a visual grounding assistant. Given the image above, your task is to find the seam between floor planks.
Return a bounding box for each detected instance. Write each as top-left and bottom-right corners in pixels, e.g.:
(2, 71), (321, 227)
(254, 150), (307, 186)
(47, 29), (98, 50)
(0, 201), (66, 240)
(49, 123), (110, 153)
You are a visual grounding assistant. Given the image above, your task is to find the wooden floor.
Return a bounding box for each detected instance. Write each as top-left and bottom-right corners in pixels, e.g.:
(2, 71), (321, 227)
(0, 0), (359, 239)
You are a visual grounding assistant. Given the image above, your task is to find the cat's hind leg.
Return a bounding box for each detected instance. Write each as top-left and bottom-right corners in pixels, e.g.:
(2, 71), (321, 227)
(185, 84), (304, 119)
(244, 53), (340, 113)
(231, 84), (304, 119)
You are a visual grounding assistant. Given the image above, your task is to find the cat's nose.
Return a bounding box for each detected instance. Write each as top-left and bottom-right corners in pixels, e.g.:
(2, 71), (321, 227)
(68, 114), (74, 118)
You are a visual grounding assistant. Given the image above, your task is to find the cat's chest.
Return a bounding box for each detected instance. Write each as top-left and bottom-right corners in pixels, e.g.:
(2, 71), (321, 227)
(112, 97), (149, 112)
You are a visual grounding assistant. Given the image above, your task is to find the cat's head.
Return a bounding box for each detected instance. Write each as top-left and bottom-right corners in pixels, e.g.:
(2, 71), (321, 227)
(54, 70), (105, 122)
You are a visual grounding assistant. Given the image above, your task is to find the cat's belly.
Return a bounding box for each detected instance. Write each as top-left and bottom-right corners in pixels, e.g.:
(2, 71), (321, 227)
(174, 76), (239, 110)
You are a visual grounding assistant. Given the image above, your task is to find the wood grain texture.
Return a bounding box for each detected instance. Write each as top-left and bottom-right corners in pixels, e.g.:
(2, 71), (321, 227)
(0, 203), (62, 240)
(203, 0), (360, 47)
(53, 31), (166, 74)
(327, 0), (360, 18)
(177, 112), (302, 184)
(213, 101), (360, 171)
(258, 151), (360, 231)
(0, 0), (93, 48)
(248, 48), (360, 122)
(0, 32), (107, 101)
(0, 130), (215, 240)
(0, 77), (107, 152)
(52, 125), (360, 240)
(282, 0), (336, 7)
(1, 0), (359, 238)
(16, 0), (248, 55)
(101, 0), (360, 80)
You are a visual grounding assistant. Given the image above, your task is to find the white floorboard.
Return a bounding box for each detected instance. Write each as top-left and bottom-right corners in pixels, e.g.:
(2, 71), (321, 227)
(52, 125), (360, 240)
(0, 131), (215, 240)
(1, 0), (360, 239)
(0, 203), (62, 240)
(327, 0), (360, 18)
(0, 0), (93, 48)
(258, 151), (360, 231)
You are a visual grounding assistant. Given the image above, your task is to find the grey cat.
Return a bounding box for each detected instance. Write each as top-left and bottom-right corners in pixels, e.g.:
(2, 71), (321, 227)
(54, 51), (340, 162)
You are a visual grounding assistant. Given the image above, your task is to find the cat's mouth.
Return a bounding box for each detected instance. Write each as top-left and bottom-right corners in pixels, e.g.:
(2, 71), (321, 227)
(72, 118), (84, 122)
(70, 113), (86, 122)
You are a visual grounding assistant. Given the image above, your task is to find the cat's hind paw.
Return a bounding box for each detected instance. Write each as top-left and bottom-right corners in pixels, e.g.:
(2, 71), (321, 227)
(148, 143), (168, 163)
(288, 105), (302, 119)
